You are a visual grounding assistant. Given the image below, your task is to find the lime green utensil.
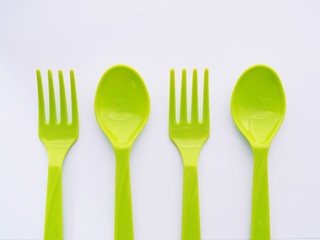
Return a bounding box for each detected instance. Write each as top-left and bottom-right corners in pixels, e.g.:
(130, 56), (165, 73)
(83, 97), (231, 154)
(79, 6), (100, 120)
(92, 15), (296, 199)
(169, 69), (210, 240)
(37, 70), (79, 240)
(94, 65), (150, 240)
(231, 65), (286, 240)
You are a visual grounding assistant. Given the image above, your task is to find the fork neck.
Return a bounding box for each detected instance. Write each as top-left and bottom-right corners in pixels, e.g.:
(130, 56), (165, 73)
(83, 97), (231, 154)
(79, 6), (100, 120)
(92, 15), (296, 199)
(46, 146), (69, 167)
(179, 148), (200, 167)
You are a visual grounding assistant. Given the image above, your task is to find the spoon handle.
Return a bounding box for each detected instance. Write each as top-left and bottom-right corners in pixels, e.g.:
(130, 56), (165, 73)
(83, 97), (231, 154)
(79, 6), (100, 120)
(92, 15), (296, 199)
(182, 165), (201, 240)
(114, 148), (134, 240)
(251, 148), (270, 240)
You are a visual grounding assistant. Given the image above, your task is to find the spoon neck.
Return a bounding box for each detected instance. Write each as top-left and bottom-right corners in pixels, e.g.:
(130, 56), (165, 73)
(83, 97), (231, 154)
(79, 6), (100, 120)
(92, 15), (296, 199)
(252, 147), (269, 163)
(114, 147), (131, 164)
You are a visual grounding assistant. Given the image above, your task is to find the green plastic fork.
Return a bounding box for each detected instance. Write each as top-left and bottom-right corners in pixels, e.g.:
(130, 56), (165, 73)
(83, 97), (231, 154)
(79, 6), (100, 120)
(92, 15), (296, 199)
(37, 70), (79, 240)
(169, 69), (210, 240)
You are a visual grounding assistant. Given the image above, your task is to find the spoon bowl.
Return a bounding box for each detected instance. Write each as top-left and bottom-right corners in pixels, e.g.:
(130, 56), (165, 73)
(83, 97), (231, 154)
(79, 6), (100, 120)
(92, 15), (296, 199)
(231, 65), (286, 147)
(95, 65), (150, 146)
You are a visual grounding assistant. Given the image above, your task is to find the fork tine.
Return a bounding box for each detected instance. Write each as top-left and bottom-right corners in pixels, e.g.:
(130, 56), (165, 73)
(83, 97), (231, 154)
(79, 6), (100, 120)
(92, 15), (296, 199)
(37, 70), (46, 124)
(169, 69), (176, 125)
(202, 69), (209, 125)
(180, 69), (187, 123)
(191, 69), (199, 122)
(59, 71), (68, 124)
(48, 70), (57, 123)
(70, 71), (78, 126)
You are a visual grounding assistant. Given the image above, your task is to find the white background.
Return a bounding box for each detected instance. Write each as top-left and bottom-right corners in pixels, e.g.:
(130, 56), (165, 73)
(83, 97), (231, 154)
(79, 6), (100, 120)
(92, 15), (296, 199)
(0, 0), (320, 239)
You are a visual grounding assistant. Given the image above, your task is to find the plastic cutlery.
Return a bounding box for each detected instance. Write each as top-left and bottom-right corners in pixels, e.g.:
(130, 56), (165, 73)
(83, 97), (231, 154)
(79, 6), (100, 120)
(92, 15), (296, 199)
(37, 70), (79, 240)
(94, 65), (150, 240)
(169, 69), (210, 240)
(231, 65), (286, 240)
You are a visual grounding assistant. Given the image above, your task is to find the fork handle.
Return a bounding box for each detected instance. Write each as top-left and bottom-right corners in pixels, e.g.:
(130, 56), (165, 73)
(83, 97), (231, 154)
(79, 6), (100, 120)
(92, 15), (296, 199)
(182, 165), (201, 240)
(114, 148), (134, 240)
(44, 166), (63, 240)
(251, 147), (270, 240)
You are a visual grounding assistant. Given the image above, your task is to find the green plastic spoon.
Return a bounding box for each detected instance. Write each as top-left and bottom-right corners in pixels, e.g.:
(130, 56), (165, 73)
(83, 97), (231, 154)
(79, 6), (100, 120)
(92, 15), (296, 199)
(231, 65), (286, 240)
(94, 65), (150, 240)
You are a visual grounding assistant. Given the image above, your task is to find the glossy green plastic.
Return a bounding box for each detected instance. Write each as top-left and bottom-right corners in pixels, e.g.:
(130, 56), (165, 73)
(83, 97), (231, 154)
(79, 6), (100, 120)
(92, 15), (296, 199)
(169, 69), (210, 240)
(231, 65), (286, 240)
(94, 65), (150, 240)
(37, 70), (79, 240)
